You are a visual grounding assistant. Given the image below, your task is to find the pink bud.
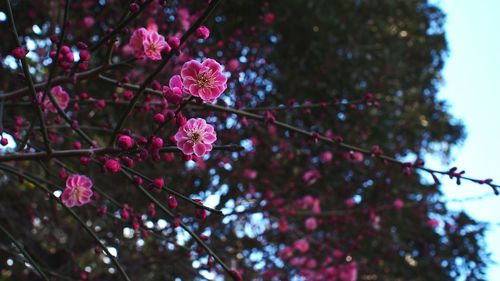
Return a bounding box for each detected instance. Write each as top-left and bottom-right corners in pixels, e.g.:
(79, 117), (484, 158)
(345, 198), (355, 208)
(152, 178), (164, 190)
(73, 141), (82, 149)
(123, 90), (133, 101)
(196, 26), (210, 40)
(393, 198), (404, 210)
(80, 157), (90, 166)
(129, 3), (140, 13)
(167, 194), (178, 209)
(121, 208), (130, 220)
(151, 136), (163, 149)
(305, 217), (317, 230)
(60, 45), (71, 54)
(264, 12), (275, 24)
(96, 99), (106, 109)
(167, 36), (180, 49)
(12, 47), (28, 59)
(79, 50), (90, 61)
(117, 135), (134, 150)
(153, 113), (165, 124)
(104, 159), (121, 173)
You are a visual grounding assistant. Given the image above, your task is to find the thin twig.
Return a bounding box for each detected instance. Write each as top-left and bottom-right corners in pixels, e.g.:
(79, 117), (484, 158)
(0, 224), (50, 281)
(0, 144), (242, 162)
(4, 0), (51, 152)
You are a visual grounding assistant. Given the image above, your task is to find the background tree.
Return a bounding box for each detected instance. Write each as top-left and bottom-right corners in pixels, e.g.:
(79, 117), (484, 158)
(0, 0), (493, 280)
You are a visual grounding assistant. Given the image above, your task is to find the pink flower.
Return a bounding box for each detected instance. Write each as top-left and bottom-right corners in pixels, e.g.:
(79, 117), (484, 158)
(293, 238), (310, 253)
(83, 16), (95, 28)
(227, 59), (240, 72)
(12, 47), (28, 59)
(279, 246), (293, 260)
(320, 151), (333, 163)
(175, 118), (217, 157)
(163, 74), (184, 104)
(181, 59), (227, 103)
(305, 217), (318, 230)
(129, 28), (148, 58)
(347, 151), (364, 163)
(302, 169), (321, 185)
(427, 218), (440, 228)
(279, 218), (288, 233)
(37, 86), (70, 113)
(61, 175), (93, 207)
(345, 198), (356, 208)
(338, 262), (358, 281)
(243, 168), (257, 179)
(169, 74), (183, 94)
(264, 12), (275, 25)
(129, 28), (170, 60)
(143, 30), (170, 60)
(393, 198), (404, 210)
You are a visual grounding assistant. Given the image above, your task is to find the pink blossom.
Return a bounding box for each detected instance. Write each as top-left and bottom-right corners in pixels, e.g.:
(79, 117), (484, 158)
(320, 151), (333, 163)
(143, 30), (170, 60)
(174, 118), (217, 157)
(264, 12), (275, 24)
(129, 28), (170, 60)
(306, 259), (317, 269)
(61, 175), (93, 207)
(393, 198), (404, 210)
(163, 75), (184, 104)
(227, 59), (240, 72)
(333, 249), (344, 260)
(347, 151), (364, 163)
(293, 238), (310, 253)
(167, 36), (180, 49)
(243, 168), (257, 179)
(37, 86), (70, 113)
(302, 195), (315, 206)
(12, 47), (28, 60)
(345, 198), (356, 208)
(290, 257), (307, 267)
(279, 246), (293, 260)
(338, 262), (358, 281)
(427, 218), (440, 228)
(303, 169), (321, 186)
(129, 28), (148, 58)
(169, 74), (183, 94)
(181, 59), (227, 103)
(305, 217), (318, 230)
(312, 199), (321, 214)
(279, 218), (288, 232)
(83, 16), (95, 28)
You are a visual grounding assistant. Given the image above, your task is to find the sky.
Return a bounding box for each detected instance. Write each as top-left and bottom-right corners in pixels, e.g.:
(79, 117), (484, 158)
(434, 0), (500, 279)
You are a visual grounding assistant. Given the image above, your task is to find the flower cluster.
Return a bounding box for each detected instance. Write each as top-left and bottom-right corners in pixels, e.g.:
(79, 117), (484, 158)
(167, 58), (227, 157)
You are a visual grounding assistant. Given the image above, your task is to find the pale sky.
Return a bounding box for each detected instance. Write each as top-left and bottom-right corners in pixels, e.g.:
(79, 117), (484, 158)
(436, 0), (500, 279)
